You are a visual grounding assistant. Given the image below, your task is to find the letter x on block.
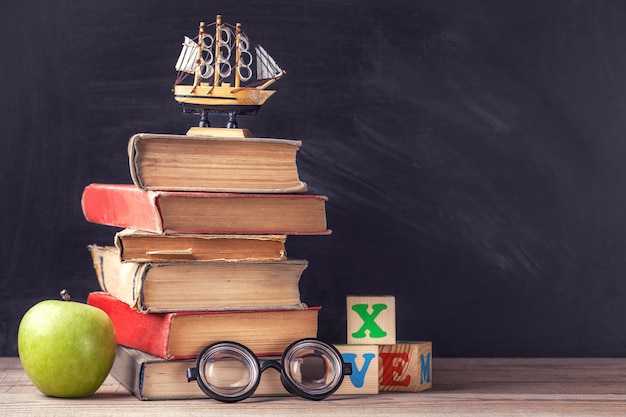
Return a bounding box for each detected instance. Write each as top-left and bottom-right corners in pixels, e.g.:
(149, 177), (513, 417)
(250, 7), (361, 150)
(347, 295), (396, 345)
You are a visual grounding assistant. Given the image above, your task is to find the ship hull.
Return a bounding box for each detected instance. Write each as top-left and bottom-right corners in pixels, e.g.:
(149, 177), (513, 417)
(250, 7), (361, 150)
(173, 84), (276, 114)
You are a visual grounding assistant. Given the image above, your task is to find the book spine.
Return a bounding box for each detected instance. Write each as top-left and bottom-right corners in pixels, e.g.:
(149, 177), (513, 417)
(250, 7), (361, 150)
(81, 184), (164, 232)
(127, 134), (144, 190)
(87, 292), (172, 359)
(110, 345), (146, 400)
(89, 245), (145, 311)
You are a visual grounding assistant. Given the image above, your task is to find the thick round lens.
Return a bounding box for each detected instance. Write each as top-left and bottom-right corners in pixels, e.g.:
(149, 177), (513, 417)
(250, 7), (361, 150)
(282, 340), (343, 395)
(197, 342), (259, 400)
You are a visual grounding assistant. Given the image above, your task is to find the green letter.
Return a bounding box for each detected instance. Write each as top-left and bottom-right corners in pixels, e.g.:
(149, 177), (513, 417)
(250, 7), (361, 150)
(351, 303), (388, 338)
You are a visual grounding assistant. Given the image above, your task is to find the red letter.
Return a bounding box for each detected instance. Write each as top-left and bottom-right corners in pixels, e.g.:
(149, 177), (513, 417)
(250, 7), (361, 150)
(379, 352), (411, 387)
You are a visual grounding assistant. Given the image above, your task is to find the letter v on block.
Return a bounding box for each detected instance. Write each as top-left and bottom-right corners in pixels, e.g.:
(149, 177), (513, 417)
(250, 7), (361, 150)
(334, 344), (379, 395)
(347, 295), (396, 345)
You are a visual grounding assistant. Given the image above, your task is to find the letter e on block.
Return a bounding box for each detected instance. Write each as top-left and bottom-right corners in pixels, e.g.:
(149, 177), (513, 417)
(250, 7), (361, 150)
(379, 341), (432, 392)
(347, 295), (396, 345)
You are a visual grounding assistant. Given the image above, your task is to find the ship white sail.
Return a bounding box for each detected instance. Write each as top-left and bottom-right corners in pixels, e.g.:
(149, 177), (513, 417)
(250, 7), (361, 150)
(176, 25), (284, 85)
(175, 37), (198, 73)
(255, 45), (283, 81)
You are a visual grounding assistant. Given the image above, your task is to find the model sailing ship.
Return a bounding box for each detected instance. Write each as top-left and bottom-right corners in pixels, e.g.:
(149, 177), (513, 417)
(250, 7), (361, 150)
(174, 15), (286, 128)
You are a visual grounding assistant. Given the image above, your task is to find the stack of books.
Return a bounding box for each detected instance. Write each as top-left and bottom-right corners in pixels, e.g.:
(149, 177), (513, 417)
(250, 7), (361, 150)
(81, 129), (331, 400)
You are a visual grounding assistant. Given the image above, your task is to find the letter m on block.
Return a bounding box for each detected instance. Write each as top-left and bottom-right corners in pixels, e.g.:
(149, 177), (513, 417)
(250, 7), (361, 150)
(347, 295), (396, 345)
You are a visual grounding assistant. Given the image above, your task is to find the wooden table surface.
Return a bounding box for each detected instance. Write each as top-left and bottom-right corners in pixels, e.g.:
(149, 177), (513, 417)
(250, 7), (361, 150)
(2, 357), (626, 416)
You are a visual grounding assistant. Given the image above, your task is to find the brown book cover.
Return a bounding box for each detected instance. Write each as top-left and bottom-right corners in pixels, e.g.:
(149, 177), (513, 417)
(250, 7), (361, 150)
(89, 245), (308, 313)
(128, 133), (307, 193)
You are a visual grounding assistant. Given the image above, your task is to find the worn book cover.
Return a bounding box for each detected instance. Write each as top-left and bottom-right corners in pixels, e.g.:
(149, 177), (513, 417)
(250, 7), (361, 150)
(81, 183), (330, 234)
(128, 133), (307, 193)
(89, 245), (308, 313)
(87, 291), (320, 360)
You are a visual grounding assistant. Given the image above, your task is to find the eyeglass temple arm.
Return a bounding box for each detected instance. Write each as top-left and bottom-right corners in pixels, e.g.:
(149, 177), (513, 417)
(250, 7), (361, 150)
(187, 367), (199, 382)
(343, 362), (353, 376)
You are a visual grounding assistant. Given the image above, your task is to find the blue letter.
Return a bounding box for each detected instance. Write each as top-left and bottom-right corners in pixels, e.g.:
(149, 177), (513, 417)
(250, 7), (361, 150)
(342, 353), (376, 388)
(420, 352), (432, 385)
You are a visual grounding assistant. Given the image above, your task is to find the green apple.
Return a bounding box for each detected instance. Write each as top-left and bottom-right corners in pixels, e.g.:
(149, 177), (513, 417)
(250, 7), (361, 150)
(18, 290), (117, 398)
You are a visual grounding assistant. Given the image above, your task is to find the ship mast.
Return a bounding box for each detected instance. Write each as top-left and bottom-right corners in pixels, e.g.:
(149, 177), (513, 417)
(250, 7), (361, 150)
(191, 21), (205, 92)
(234, 22), (242, 88)
(213, 15), (222, 87)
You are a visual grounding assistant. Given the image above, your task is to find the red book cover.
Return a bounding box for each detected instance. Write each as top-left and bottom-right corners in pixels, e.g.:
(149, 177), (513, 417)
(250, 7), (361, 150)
(88, 292), (172, 358)
(82, 184), (164, 232)
(87, 292), (320, 359)
(81, 183), (331, 235)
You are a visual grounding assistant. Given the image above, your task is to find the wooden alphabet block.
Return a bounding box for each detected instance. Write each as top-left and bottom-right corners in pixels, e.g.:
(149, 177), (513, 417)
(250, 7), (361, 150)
(347, 295), (396, 345)
(334, 344), (379, 395)
(379, 341), (432, 392)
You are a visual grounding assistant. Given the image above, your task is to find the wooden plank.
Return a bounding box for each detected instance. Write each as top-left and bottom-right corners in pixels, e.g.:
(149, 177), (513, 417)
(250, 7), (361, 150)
(185, 127), (253, 137)
(3, 357), (626, 416)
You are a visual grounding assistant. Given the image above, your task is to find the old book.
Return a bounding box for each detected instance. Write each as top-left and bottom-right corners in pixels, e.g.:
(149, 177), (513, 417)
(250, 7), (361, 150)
(114, 228), (287, 263)
(128, 133), (307, 193)
(81, 183), (330, 235)
(88, 245), (307, 313)
(112, 344), (371, 400)
(112, 345), (288, 400)
(87, 291), (320, 360)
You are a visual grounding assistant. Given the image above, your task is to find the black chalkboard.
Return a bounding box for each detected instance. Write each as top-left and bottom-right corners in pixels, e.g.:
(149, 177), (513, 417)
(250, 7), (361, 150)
(2, 0), (626, 357)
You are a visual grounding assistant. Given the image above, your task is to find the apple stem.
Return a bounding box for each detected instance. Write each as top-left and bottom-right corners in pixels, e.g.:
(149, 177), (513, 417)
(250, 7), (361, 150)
(60, 289), (71, 301)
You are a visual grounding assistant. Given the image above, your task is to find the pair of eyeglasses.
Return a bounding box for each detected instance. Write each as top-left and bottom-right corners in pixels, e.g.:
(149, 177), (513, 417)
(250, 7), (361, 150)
(187, 338), (352, 402)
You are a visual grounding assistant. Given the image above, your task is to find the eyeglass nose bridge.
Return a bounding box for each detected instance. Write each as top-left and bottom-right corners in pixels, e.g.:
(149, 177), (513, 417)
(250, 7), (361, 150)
(257, 359), (303, 397)
(259, 359), (283, 373)
(258, 354), (353, 377)
(259, 357), (334, 399)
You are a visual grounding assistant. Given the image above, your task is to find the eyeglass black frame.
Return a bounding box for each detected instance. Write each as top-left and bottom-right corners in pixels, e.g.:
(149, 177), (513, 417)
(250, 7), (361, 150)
(187, 338), (353, 402)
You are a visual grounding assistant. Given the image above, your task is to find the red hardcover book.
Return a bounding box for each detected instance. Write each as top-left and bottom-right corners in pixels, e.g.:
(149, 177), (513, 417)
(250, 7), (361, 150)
(87, 292), (320, 360)
(81, 183), (330, 234)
